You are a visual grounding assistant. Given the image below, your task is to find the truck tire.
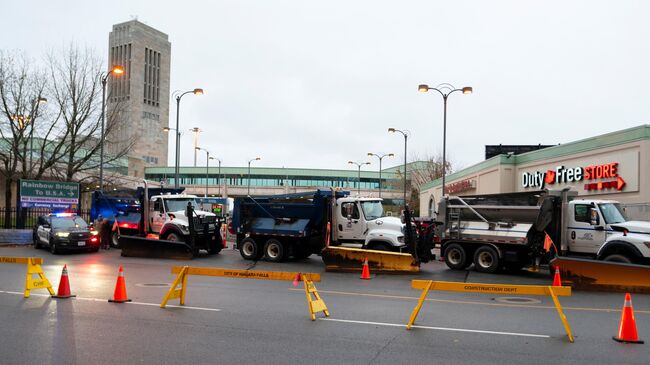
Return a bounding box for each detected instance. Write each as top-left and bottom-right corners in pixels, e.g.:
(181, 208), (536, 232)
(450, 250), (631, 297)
(208, 234), (223, 255)
(444, 243), (470, 270)
(163, 232), (182, 241)
(474, 246), (500, 273)
(239, 238), (261, 260)
(264, 239), (286, 262)
(602, 253), (634, 264)
(368, 242), (391, 252)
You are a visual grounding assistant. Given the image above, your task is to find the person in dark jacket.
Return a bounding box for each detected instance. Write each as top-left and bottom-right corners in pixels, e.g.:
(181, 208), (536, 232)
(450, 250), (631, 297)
(101, 218), (111, 250)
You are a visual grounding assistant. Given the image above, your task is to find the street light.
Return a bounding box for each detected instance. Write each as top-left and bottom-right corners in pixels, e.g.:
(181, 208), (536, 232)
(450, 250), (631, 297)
(211, 157), (222, 197)
(348, 161), (371, 195)
(367, 152), (394, 198)
(190, 127), (202, 167)
(174, 88), (203, 188)
(388, 128), (409, 206)
(247, 157), (261, 195)
(99, 65), (124, 192)
(418, 83), (472, 196)
(195, 147), (211, 197)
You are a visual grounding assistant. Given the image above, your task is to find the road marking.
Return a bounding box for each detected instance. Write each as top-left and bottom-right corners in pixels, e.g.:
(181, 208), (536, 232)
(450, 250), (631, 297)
(289, 288), (650, 314)
(320, 318), (550, 338)
(0, 290), (220, 312)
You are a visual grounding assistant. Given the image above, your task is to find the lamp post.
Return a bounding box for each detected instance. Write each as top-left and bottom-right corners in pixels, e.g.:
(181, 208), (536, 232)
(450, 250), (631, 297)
(190, 127), (202, 167)
(348, 161), (371, 195)
(388, 128), (408, 206)
(418, 83), (472, 196)
(174, 88), (203, 188)
(247, 157), (261, 195)
(195, 147), (211, 197)
(100, 65), (124, 192)
(212, 157), (222, 197)
(367, 152), (393, 198)
(163, 126), (181, 186)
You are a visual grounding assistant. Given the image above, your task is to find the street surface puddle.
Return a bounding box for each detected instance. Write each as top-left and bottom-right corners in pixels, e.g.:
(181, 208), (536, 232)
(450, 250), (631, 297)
(493, 296), (541, 304)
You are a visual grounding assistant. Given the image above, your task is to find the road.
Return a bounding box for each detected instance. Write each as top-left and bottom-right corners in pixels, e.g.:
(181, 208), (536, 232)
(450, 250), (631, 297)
(0, 245), (648, 364)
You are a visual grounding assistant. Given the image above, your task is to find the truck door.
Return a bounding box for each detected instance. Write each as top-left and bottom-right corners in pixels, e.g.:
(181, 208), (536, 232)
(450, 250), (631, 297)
(337, 201), (365, 242)
(568, 203), (606, 254)
(150, 198), (165, 233)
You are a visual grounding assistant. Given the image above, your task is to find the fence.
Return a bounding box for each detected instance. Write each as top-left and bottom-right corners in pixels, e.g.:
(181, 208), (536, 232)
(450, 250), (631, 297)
(0, 207), (91, 229)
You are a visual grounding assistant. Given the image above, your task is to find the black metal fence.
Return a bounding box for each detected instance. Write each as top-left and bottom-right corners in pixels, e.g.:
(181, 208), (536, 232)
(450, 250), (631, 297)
(0, 207), (91, 229)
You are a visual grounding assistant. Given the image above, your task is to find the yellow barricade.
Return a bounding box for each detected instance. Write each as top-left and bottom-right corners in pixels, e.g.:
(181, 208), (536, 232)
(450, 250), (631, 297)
(407, 280), (574, 343)
(161, 266), (328, 321)
(0, 256), (54, 298)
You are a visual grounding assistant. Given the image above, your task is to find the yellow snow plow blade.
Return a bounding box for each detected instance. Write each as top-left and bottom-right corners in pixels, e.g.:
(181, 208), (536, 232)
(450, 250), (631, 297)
(551, 257), (650, 294)
(321, 246), (420, 273)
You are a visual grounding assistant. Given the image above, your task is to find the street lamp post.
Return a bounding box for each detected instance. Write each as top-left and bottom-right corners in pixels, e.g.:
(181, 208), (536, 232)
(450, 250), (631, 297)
(247, 157), (261, 195)
(100, 65), (124, 192)
(195, 147), (212, 197)
(190, 127), (202, 167)
(348, 161), (371, 195)
(388, 128), (408, 206)
(367, 152), (393, 198)
(174, 88), (203, 188)
(213, 157), (222, 197)
(26, 97), (47, 175)
(418, 83), (472, 196)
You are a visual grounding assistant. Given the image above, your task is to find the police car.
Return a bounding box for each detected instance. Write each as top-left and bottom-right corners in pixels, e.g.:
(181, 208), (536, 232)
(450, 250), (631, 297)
(33, 213), (100, 254)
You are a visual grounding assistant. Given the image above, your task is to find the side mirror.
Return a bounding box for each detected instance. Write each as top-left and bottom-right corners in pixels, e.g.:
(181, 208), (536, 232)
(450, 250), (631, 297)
(590, 208), (600, 226)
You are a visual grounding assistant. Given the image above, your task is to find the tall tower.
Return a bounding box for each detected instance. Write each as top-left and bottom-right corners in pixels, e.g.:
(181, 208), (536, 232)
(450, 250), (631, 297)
(107, 20), (171, 178)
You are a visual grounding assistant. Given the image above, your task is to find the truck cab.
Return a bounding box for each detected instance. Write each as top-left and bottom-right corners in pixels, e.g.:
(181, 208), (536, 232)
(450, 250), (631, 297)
(149, 194), (218, 240)
(566, 199), (650, 264)
(335, 197), (405, 251)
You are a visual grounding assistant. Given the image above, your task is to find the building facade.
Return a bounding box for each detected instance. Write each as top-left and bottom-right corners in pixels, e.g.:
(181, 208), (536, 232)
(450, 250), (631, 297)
(107, 20), (171, 178)
(419, 125), (650, 220)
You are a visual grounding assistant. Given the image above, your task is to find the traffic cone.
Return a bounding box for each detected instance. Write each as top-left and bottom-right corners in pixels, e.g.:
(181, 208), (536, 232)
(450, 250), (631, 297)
(292, 273), (301, 287)
(108, 265), (131, 303)
(613, 293), (644, 344)
(552, 266), (562, 287)
(52, 264), (76, 299)
(221, 225), (228, 248)
(360, 257), (371, 280)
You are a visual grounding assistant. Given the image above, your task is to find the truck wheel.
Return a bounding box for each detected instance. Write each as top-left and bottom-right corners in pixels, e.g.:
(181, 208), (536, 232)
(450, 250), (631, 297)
(369, 242), (391, 252)
(111, 231), (120, 248)
(208, 234), (223, 255)
(602, 253), (634, 264)
(264, 239), (286, 262)
(164, 232), (182, 241)
(239, 238), (261, 260)
(444, 243), (470, 270)
(474, 246), (500, 273)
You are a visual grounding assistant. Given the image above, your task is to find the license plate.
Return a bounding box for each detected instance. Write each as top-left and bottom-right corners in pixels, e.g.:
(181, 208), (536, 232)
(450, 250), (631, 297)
(78, 241), (86, 246)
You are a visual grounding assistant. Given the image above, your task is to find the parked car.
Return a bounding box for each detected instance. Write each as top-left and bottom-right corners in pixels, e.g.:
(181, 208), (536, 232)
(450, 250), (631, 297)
(33, 213), (100, 254)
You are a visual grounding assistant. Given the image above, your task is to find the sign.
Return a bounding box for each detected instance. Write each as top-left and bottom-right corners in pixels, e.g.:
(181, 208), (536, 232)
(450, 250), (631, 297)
(521, 162), (626, 192)
(445, 179), (476, 194)
(19, 180), (79, 209)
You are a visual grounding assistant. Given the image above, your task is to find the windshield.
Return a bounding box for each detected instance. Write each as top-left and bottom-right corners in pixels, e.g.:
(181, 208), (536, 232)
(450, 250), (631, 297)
(164, 198), (199, 213)
(52, 216), (88, 229)
(361, 201), (384, 220)
(599, 203), (627, 224)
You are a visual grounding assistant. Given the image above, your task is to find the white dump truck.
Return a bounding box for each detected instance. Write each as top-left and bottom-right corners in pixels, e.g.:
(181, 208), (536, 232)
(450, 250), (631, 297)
(436, 189), (650, 273)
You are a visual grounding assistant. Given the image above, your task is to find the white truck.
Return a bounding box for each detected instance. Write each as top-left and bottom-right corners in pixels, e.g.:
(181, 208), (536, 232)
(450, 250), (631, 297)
(436, 189), (650, 273)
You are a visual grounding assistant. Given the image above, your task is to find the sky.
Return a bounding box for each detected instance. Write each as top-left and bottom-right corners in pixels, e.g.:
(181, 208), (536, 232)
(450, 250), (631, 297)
(3, 0), (649, 172)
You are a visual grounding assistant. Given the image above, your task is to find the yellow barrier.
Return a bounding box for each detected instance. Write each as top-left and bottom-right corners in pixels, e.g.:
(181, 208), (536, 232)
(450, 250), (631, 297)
(161, 266), (329, 321)
(0, 256), (54, 298)
(407, 280), (574, 343)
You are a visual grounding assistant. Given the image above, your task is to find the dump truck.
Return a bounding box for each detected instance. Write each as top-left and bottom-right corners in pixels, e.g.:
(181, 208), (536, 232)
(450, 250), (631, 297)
(435, 188), (650, 291)
(232, 190), (434, 272)
(118, 182), (224, 259)
(90, 190), (142, 247)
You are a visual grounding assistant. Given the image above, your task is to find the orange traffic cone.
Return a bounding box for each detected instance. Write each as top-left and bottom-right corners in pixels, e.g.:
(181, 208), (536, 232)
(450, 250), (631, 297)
(360, 257), (371, 280)
(292, 273), (301, 287)
(52, 264), (76, 298)
(553, 266), (562, 287)
(108, 265), (131, 303)
(613, 293), (644, 344)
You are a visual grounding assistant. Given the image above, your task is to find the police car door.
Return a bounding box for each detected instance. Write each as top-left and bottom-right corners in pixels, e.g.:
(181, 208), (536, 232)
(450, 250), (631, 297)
(38, 216), (51, 243)
(569, 203), (606, 253)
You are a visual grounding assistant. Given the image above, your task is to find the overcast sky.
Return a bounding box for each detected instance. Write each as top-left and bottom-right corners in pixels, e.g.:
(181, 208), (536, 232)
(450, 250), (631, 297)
(3, 1), (649, 172)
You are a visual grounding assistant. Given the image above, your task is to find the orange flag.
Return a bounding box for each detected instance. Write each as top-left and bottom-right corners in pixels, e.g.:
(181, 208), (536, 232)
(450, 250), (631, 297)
(543, 232), (554, 252)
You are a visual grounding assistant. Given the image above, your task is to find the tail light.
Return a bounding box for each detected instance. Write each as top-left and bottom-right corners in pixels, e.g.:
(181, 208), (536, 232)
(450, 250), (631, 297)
(90, 236), (99, 243)
(227, 222), (235, 235)
(119, 222), (139, 229)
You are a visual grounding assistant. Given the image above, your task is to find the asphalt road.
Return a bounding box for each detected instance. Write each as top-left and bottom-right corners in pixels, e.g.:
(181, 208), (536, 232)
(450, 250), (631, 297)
(0, 245), (648, 364)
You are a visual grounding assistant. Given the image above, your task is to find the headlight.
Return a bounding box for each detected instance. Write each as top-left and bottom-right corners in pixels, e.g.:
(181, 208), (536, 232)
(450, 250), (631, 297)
(56, 232), (70, 237)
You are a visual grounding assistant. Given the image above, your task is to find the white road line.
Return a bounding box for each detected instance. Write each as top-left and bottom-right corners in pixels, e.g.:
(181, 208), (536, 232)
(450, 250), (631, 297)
(0, 290), (220, 312)
(320, 318), (550, 339)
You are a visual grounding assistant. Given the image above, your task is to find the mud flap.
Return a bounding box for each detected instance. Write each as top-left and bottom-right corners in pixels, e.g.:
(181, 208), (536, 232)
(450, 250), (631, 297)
(321, 246), (420, 273)
(119, 235), (194, 260)
(551, 257), (650, 294)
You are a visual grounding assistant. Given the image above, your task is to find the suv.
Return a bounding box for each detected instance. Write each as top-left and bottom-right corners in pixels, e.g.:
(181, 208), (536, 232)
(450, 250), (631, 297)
(33, 213), (100, 254)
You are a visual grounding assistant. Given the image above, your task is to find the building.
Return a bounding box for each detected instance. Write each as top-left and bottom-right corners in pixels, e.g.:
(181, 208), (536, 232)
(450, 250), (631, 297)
(107, 19), (171, 178)
(419, 125), (650, 220)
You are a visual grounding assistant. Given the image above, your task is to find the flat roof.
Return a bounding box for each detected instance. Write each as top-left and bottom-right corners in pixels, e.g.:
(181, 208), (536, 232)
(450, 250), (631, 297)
(421, 124), (650, 190)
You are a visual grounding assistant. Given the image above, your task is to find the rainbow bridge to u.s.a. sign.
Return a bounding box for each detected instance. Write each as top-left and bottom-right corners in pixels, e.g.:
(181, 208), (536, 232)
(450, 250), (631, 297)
(19, 179), (79, 209)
